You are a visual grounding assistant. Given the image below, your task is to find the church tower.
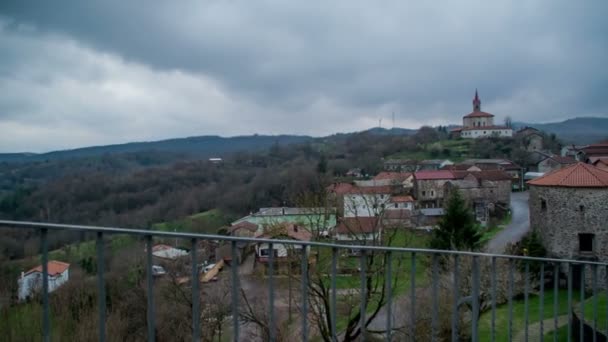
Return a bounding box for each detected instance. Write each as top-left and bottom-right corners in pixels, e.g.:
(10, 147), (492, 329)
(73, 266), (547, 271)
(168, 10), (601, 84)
(472, 89), (481, 112)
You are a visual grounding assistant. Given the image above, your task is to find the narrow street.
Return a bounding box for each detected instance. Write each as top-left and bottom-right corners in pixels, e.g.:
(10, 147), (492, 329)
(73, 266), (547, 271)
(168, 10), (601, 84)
(486, 191), (530, 254)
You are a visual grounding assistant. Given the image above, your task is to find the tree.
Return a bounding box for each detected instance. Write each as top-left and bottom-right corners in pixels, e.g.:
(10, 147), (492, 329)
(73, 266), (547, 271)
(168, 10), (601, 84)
(429, 190), (482, 251)
(504, 116), (513, 128)
(317, 154), (328, 174)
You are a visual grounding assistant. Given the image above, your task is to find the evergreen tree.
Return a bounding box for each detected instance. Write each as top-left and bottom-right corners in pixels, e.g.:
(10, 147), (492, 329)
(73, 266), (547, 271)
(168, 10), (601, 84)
(429, 189), (482, 251)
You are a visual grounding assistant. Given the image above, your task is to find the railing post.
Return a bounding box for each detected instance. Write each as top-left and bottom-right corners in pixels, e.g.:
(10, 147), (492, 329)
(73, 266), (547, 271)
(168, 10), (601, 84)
(191, 238), (200, 341)
(359, 250), (367, 339)
(490, 256), (496, 342)
(580, 264), (585, 342)
(431, 253), (439, 342)
(146, 235), (155, 342)
(567, 262), (573, 341)
(331, 247), (337, 342)
(554, 262), (559, 342)
(231, 241), (240, 341)
(524, 262), (530, 341)
(301, 246), (309, 342)
(451, 254), (459, 342)
(508, 258), (514, 342)
(385, 251), (393, 341)
(539, 262), (545, 340)
(96, 232), (106, 342)
(41, 228), (50, 342)
(471, 256), (480, 342)
(268, 242), (275, 342)
(410, 252), (416, 340)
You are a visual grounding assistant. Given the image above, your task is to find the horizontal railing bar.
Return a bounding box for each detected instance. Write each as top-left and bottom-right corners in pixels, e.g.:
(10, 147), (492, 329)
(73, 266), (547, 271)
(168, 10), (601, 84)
(2, 220), (608, 266)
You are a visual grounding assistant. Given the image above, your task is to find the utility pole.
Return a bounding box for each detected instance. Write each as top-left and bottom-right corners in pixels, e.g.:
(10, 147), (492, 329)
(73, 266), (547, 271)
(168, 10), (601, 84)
(392, 112), (395, 129)
(379, 118), (383, 128)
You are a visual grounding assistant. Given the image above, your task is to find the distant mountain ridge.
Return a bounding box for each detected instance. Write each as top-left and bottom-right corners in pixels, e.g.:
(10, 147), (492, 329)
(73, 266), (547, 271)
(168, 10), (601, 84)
(0, 135), (313, 163)
(514, 117), (608, 144)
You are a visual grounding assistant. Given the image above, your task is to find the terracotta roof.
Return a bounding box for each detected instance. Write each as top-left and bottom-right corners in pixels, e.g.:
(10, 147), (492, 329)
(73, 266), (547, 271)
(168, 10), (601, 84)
(326, 183), (355, 195)
(335, 217), (380, 234)
(152, 244), (173, 252)
(590, 157), (608, 164)
(382, 209), (412, 220)
(255, 223), (312, 241)
(373, 172), (412, 181)
(343, 186), (393, 195)
(527, 162), (608, 188)
(229, 221), (258, 233)
(546, 155), (577, 165)
(450, 127), (463, 132)
(461, 125), (510, 131)
(414, 170), (455, 180)
(463, 111), (495, 118)
(441, 164), (478, 171)
(390, 195), (414, 203)
(26, 260), (70, 276)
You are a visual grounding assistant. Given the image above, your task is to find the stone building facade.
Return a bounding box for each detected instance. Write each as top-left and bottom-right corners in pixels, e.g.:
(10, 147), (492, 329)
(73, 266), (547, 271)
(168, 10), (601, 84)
(528, 163), (608, 286)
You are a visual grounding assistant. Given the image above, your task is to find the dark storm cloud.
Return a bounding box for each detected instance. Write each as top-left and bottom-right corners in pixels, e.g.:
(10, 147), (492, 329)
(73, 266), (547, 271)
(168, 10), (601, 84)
(0, 1), (607, 151)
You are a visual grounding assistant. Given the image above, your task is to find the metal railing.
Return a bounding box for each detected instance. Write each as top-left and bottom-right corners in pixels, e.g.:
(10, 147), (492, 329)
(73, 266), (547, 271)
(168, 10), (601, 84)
(1, 219), (607, 342)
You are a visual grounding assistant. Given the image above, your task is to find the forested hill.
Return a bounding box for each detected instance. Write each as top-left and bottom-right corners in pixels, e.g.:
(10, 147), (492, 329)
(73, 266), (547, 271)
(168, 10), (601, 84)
(0, 134), (313, 163)
(515, 117), (608, 144)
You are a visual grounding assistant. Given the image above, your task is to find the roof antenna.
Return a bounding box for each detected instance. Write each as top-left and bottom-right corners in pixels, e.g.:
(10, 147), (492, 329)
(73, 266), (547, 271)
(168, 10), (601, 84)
(379, 118), (383, 129)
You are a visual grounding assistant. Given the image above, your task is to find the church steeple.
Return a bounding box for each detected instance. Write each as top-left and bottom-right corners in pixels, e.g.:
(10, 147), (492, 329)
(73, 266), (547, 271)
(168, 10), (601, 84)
(473, 89), (481, 112)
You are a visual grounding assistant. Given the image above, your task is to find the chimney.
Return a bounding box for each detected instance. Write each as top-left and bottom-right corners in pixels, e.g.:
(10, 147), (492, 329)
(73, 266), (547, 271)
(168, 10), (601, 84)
(282, 207), (286, 215)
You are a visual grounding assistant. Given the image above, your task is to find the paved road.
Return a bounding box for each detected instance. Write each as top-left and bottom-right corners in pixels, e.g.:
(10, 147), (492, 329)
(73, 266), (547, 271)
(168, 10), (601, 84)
(486, 191), (530, 254)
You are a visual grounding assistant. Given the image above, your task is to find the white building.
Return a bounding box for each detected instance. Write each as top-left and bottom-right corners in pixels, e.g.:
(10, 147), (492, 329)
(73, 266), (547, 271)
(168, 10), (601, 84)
(457, 90), (513, 139)
(254, 223), (312, 261)
(342, 186), (392, 218)
(152, 244), (189, 260)
(18, 260), (70, 301)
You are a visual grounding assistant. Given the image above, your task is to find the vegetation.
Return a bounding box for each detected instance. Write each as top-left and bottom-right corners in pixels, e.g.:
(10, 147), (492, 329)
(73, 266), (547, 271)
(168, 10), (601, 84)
(429, 190), (482, 251)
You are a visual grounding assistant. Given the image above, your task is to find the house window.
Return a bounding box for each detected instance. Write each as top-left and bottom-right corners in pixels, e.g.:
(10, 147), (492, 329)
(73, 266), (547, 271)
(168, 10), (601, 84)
(422, 191), (426, 196)
(394, 203), (398, 208)
(579, 233), (594, 253)
(579, 205), (585, 212)
(541, 199), (547, 210)
(430, 190), (435, 196)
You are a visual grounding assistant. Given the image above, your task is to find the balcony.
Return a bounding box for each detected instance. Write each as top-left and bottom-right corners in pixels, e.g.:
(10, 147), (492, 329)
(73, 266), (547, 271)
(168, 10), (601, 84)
(1, 220), (607, 341)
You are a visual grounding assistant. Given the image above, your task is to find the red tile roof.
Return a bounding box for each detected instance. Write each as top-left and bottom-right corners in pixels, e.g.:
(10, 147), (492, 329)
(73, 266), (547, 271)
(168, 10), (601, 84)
(326, 183), (355, 195)
(527, 162), (608, 188)
(414, 170), (455, 180)
(390, 195), (415, 203)
(26, 260), (70, 276)
(461, 125), (510, 131)
(229, 221), (258, 233)
(546, 155), (577, 165)
(335, 217), (380, 234)
(382, 209), (412, 220)
(463, 111), (495, 118)
(373, 172), (412, 181)
(255, 223), (312, 241)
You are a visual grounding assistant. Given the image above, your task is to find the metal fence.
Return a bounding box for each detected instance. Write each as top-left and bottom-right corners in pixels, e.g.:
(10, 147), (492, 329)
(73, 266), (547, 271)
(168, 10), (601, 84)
(1, 219), (607, 342)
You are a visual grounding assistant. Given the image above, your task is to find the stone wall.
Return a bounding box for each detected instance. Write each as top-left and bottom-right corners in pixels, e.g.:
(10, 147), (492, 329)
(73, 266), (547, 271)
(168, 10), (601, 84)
(529, 186), (608, 261)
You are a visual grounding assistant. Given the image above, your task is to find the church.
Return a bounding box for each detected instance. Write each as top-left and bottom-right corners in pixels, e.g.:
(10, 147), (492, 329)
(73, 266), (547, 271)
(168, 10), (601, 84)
(451, 91), (513, 139)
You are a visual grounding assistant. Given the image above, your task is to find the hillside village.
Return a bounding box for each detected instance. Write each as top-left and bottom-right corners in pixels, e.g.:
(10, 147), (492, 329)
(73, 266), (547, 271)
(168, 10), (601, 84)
(3, 92), (608, 340)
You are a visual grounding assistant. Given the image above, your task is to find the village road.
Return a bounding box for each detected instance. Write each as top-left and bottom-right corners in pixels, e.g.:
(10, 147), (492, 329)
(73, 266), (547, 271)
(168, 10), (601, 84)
(486, 191), (530, 253)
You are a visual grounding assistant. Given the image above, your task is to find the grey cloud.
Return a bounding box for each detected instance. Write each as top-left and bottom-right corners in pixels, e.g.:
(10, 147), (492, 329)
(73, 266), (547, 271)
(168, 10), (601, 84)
(0, 1), (607, 151)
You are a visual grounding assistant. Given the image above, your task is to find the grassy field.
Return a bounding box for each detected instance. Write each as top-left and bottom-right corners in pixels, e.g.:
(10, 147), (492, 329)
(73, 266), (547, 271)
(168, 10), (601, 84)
(478, 289), (583, 342)
(544, 292), (608, 341)
(388, 139), (474, 162)
(153, 208), (233, 234)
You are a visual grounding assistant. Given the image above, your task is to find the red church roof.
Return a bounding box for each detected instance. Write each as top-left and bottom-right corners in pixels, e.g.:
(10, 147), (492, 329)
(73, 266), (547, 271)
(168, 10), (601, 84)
(463, 111), (495, 118)
(527, 162), (608, 188)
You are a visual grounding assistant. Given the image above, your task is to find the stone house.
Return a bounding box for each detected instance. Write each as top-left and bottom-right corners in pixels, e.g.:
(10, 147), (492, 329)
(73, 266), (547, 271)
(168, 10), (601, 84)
(18, 261), (70, 301)
(414, 170), (456, 208)
(383, 159), (419, 172)
(516, 127), (544, 152)
(537, 155), (577, 174)
(461, 158), (523, 190)
(528, 163), (608, 286)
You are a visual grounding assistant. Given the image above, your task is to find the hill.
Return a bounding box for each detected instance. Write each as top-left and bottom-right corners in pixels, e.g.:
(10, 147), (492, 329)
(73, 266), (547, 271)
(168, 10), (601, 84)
(0, 134), (313, 163)
(514, 117), (608, 144)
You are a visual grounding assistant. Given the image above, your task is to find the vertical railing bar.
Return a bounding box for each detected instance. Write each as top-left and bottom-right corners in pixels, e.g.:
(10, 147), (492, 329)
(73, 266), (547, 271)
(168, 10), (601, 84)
(386, 251), (393, 341)
(360, 251), (367, 339)
(508, 258), (514, 342)
(191, 238), (200, 342)
(231, 241), (240, 342)
(568, 263), (572, 342)
(592, 264), (598, 342)
(410, 252), (416, 341)
(539, 262), (545, 341)
(491, 256), (496, 342)
(41, 228), (50, 342)
(146, 235), (155, 342)
(268, 242), (275, 342)
(331, 247), (337, 342)
(301, 246), (309, 342)
(580, 264), (585, 342)
(451, 254), (459, 342)
(554, 262), (559, 342)
(605, 265), (608, 340)
(431, 253), (439, 342)
(96, 232), (106, 342)
(524, 262), (530, 342)
(471, 256), (480, 342)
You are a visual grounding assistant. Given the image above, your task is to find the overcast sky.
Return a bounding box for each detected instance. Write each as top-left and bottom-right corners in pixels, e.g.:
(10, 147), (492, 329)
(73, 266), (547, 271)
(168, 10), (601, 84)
(1, 1), (607, 152)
